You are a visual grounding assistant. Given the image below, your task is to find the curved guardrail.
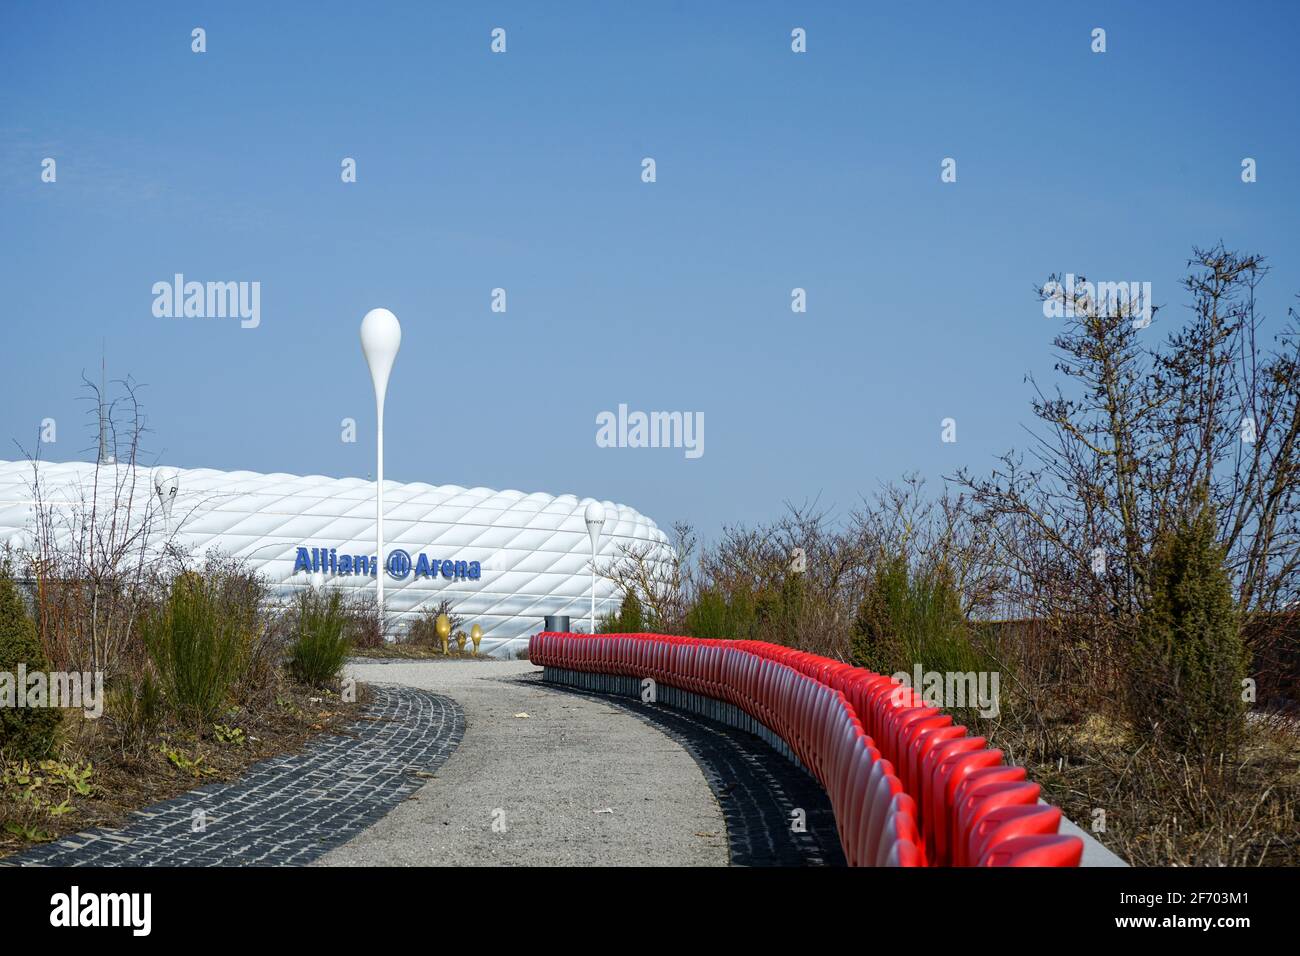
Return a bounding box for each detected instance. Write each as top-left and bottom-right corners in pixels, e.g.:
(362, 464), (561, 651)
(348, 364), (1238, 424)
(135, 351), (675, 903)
(530, 631), (1084, 867)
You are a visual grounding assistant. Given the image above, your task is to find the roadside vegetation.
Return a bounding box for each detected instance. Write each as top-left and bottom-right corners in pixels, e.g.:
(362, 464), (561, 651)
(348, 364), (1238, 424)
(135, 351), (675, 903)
(598, 245), (1300, 866)
(349, 601), (491, 660)
(0, 381), (363, 855)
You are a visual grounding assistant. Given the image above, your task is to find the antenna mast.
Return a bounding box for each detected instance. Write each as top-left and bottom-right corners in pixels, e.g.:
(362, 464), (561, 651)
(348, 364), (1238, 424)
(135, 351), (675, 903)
(98, 341), (114, 464)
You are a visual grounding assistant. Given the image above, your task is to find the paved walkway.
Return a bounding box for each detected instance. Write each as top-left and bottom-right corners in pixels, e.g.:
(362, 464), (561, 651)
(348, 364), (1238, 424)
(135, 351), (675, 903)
(4, 686), (463, 866)
(316, 660), (729, 866)
(573, 689), (845, 866)
(6, 659), (846, 867)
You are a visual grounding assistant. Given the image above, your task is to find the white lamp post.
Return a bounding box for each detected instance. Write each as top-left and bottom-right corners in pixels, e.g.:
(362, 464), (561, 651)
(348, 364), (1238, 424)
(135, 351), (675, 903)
(359, 308), (402, 631)
(154, 469), (179, 535)
(584, 500), (606, 633)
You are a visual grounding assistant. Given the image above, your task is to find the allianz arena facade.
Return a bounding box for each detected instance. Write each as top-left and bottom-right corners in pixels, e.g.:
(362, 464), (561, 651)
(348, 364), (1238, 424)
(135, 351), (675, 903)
(0, 460), (672, 657)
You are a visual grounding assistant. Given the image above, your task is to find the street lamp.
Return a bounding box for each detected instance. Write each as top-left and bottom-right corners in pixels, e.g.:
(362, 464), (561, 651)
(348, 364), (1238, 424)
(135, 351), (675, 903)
(154, 469), (179, 535)
(359, 307), (402, 632)
(584, 500), (606, 633)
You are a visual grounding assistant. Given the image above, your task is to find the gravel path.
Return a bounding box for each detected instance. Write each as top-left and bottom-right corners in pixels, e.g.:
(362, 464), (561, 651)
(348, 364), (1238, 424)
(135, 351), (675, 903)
(316, 659), (729, 866)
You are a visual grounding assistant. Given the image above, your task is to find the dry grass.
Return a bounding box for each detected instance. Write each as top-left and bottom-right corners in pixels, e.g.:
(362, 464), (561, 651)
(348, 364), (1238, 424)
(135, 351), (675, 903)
(977, 704), (1300, 866)
(350, 644), (489, 661)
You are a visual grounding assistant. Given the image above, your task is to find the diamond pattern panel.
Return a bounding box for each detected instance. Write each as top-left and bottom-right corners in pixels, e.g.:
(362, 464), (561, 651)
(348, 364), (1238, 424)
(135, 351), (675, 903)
(0, 461), (672, 657)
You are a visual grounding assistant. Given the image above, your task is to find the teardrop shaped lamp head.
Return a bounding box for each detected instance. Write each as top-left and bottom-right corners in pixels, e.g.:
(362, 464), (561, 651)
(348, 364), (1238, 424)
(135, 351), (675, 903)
(584, 500), (607, 552)
(359, 308), (402, 404)
(155, 469), (180, 519)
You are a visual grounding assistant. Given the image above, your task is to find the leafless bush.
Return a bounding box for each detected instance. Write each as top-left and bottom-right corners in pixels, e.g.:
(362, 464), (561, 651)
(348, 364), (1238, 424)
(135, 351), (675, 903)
(404, 600), (460, 648)
(339, 591), (388, 649)
(16, 378), (177, 677)
(955, 247), (1300, 712)
(596, 521), (697, 634)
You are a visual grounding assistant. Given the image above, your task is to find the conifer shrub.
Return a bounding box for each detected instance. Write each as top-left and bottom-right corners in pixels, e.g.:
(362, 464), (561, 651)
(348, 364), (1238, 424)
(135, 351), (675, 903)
(850, 553), (984, 677)
(1129, 496), (1248, 755)
(685, 586), (759, 639)
(598, 590), (645, 633)
(0, 563), (61, 761)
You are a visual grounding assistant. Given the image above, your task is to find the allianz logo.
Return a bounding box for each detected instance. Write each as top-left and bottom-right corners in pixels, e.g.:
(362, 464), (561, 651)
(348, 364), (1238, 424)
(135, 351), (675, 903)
(293, 546), (482, 582)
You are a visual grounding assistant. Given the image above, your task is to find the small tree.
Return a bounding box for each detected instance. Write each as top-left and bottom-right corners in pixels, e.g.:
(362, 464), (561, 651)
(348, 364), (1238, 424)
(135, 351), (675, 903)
(1129, 493), (1248, 755)
(598, 590), (645, 633)
(0, 563), (61, 760)
(850, 553), (909, 672)
(684, 589), (730, 639)
(622, 590), (644, 631)
(596, 522), (697, 634)
(851, 553), (982, 677)
(685, 585), (759, 640)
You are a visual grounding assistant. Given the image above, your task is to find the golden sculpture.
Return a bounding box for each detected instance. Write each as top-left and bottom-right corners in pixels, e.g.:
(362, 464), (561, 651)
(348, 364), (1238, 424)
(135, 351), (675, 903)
(470, 623), (483, 656)
(436, 613), (451, 655)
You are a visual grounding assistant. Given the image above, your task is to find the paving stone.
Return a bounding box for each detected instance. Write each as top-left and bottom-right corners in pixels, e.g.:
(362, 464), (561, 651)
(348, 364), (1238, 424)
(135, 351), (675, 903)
(1, 686), (464, 867)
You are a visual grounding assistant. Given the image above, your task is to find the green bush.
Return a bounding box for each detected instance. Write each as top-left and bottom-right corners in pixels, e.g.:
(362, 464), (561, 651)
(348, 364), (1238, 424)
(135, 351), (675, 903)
(685, 586), (760, 640)
(106, 672), (163, 753)
(199, 554), (278, 709)
(850, 553), (907, 671)
(0, 564), (61, 761)
(143, 571), (249, 725)
(850, 553), (983, 676)
(1129, 495), (1248, 755)
(598, 590), (645, 633)
(767, 574), (805, 644)
(685, 589), (726, 638)
(289, 590), (351, 687)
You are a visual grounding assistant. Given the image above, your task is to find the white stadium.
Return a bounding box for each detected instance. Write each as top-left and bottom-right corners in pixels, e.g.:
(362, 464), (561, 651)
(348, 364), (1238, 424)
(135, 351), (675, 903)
(0, 460), (672, 657)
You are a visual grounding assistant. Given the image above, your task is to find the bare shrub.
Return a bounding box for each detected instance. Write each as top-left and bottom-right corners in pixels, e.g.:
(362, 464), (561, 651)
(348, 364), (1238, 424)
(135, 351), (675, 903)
(405, 600), (460, 648)
(341, 591), (386, 649)
(18, 378), (176, 678)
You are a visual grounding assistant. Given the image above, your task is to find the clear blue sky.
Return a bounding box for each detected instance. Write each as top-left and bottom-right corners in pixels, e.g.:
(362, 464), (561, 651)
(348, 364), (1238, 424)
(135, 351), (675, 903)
(2, 1), (1297, 542)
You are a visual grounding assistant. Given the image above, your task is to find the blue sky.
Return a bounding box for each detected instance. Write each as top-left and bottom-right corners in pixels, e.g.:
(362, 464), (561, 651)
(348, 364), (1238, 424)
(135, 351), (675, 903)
(2, 1), (1297, 542)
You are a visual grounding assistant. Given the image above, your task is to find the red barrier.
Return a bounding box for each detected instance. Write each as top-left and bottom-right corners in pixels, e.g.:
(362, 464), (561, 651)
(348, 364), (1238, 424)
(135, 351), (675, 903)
(529, 631), (1081, 867)
(977, 833), (1083, 867)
